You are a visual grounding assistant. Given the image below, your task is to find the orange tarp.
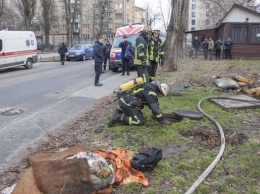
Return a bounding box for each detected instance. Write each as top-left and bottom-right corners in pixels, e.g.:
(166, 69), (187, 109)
(94, 148), (149, 186)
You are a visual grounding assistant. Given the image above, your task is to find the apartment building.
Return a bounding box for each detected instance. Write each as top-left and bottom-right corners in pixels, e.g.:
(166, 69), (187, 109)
(188, 0), (258, 32)
(134, 6), (146, 24)
(33, 0), (138, 46)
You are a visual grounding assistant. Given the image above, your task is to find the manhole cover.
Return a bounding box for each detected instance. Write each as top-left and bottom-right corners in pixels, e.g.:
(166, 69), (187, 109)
(0, 107), (24, 116)
(174, 110), (204, 120)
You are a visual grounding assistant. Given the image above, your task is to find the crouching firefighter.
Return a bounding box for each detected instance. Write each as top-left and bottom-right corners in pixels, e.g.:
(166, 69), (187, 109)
(108, 81), (172, 127)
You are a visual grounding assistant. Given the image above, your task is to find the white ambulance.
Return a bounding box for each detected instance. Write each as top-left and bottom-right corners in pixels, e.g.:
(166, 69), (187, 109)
(0, 31), (38, 70)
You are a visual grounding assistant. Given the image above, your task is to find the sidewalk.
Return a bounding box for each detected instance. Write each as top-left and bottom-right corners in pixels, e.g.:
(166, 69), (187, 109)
(38, 52), (60, 59)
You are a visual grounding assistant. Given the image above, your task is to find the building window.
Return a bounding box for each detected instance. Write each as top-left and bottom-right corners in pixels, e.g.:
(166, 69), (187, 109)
(206, 2), (210, 9)
(232, 25), (248, 43)
(93, 4), (98, 9)
(251, 25), (260, 43)
(83, 24), (89, 29)
(192, 0), (196, 2)
(191, 27), (195, 31)
(35, 8), (39, 13)
(192, 12), (196, 17)
(115, 3), (122, 9)
(191, 19), (195, 25)
(192, 4), (196, 10)
(104, 22), (112, 29)
(82, 14), (88, 19)
(107, 34), (114, 38)
(52, 25), (59, 30)
(115, 23), (122, 28)
(63, 25), (67, 30)
(206, 11), (210, 17)
(53, 16), (59, 22)
(105, 13), (112, 18)
(83, 34), (90, 39)
(83, 4), (89, 10)
(115, 13), (122, 19)
(62, 15), (66, 20)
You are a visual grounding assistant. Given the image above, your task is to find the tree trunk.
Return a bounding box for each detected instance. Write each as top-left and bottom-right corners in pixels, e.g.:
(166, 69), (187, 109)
(164, 0), (189, 71)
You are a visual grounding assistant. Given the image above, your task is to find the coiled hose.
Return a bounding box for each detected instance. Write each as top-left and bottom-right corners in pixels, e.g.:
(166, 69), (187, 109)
(185, 96), (227, 194)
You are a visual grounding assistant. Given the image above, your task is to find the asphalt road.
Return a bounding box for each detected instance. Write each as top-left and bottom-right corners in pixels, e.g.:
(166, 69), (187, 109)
(0, 59), (135, 168)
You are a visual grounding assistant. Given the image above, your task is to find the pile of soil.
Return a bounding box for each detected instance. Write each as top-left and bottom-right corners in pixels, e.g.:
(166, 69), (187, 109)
(181, 126), (248, 149)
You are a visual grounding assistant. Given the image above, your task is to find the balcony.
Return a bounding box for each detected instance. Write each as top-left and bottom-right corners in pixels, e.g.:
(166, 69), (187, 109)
(73, 28), (80, 33)
(74, 18), (80, 23)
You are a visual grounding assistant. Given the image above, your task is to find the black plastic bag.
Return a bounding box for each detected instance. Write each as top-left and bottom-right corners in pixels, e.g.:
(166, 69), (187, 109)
(130, 148), (162, 172)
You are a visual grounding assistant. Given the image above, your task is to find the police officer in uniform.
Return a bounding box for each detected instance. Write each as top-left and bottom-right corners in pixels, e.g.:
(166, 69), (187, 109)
(108, 81), (172, 126)
(148, 30), (164, 81)
(134, 26), (151, 83)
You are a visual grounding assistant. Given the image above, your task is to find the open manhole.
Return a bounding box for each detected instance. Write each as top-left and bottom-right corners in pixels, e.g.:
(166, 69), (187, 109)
(0, 107), (24, 116)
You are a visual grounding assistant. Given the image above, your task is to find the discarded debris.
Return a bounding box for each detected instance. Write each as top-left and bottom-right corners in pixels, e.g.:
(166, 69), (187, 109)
(214, 78), (239, 90)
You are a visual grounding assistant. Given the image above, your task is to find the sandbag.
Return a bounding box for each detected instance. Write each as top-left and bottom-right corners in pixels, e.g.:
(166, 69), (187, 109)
(12, 168), (43, 194)
(31, 158), (96, 194)
(214, 78), (239, 89)
(67, 152), (114, 190)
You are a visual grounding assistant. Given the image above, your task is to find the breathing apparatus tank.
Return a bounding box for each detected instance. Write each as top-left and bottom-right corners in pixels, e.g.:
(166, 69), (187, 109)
(119, 77), (144, 92)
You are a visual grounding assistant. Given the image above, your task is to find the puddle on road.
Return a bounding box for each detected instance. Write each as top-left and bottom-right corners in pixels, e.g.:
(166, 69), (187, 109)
(0, 107), (24, 116)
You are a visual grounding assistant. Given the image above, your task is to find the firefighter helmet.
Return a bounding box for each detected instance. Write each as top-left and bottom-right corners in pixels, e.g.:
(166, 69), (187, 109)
(152, 80), (170, 96)
(152, 29), (160, 35)
(140, 25), (152, 35)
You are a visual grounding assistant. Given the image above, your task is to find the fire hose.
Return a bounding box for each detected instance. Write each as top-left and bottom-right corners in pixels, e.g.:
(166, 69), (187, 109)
(184, 96), (226, 194)
(185, 96), (260, 194)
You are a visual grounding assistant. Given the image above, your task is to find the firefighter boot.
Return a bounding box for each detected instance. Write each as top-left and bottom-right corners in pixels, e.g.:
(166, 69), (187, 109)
(108, 109), (122, 127)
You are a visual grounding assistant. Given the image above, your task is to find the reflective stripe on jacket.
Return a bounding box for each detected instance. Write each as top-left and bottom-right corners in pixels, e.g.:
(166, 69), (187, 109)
(134, 34), (149, 65)
(148, 37), (164, 62)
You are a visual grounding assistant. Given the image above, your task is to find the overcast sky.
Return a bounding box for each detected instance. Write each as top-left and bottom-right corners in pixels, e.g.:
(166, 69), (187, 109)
(135, 0), (171, 32)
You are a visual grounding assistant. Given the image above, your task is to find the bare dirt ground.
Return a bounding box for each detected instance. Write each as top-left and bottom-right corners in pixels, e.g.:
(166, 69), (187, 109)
(1, 58), (259, 192)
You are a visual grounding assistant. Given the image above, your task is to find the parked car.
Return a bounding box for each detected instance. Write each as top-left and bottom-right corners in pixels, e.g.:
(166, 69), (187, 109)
(66, 44), (93, 61)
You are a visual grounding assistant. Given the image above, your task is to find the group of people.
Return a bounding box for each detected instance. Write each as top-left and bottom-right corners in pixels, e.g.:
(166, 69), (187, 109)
(93, 27), (169, 127)
(93, 27), (165, 87)
(192, 37), (233, 60)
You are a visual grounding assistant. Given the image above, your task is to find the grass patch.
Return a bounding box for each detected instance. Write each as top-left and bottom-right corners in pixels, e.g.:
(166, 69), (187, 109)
(100, 58), (260, 193)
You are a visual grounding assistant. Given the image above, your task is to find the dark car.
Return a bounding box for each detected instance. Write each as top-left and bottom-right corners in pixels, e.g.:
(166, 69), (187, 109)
(66, 44), (93, 61)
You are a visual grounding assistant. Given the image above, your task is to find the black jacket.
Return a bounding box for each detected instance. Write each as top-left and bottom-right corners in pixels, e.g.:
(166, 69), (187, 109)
(215, 41), (222, 50)
(224, 40), (233, 50)
(58, 44), (67, 55)
(93, 40), (104, 63)
(192, 40), (200, 50)
(132, 82), (163, 120)
(103, 43), (112, 57)
(119, 41), (131, 57)
(134, 34), (149, 65)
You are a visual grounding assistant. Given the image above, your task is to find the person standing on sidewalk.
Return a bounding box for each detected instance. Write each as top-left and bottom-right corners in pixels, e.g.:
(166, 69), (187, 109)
(103, 40), (112, 71)
(119, 36), (131, 76)
(124, 42), (134, 76)
(58, 43), (67, 65)
(208, 37), (214, 61)
(134, 26), (151, 83)
(192, 37), (200, 59)
(93, 36), (104, 87)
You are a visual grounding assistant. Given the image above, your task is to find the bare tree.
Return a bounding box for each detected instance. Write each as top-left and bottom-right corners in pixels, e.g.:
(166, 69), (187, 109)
(62, 0), (72, 47)
(0, 2), (22, 30)
(0, 0), (4, 17)
(144, 2), (161, 27)
(41, 0), (54, 49)
(200, 0), (257, 27)
(93, 0), (109, 38)
(164, 0), (189, 71)
(17, 0), (36, 30)
(159, 0), (172, 31)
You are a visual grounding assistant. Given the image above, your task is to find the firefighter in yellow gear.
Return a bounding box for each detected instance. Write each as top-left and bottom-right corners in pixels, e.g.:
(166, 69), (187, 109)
(108, 81), (171, 127)
(148, 30), (164, 81)
(134, 26), (152, 83)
